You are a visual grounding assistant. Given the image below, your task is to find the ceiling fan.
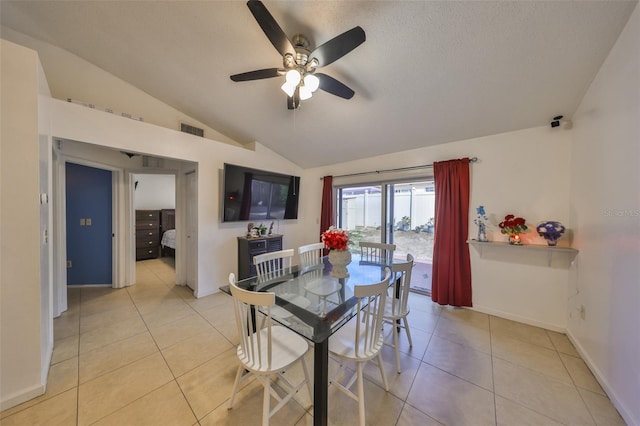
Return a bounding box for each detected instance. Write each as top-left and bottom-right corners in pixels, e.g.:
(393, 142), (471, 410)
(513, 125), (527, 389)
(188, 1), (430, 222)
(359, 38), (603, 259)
(230, 0), (366, 110)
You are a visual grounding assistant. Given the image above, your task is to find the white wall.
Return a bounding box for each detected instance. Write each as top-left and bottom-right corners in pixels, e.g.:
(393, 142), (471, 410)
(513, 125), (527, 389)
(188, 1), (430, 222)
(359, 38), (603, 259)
(302, 125), (574, 331)
(568, 5), (639, 425)
(0, 39), (46, 410)
(134, 174), (176, 210)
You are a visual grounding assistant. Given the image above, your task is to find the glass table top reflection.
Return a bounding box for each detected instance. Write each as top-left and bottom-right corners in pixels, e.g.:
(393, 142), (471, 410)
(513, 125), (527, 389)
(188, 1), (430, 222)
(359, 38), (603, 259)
(220, 254), (392, 343)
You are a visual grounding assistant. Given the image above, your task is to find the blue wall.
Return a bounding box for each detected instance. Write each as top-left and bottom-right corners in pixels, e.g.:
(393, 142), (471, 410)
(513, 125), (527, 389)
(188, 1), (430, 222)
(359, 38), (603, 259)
(65, 163), (112, 285)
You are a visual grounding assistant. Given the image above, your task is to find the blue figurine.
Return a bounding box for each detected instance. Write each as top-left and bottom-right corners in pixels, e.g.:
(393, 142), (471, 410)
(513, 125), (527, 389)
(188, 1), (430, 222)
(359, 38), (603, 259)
(474, 206), (489, 242)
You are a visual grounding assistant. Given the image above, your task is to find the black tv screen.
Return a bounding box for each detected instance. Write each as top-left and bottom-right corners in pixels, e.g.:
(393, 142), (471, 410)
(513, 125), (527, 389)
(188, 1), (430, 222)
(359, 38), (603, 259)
(222, 163), (300, 222)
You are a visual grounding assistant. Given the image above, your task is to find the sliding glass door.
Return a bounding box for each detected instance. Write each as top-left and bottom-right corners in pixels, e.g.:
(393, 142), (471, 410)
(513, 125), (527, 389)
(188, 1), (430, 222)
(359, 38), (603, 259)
(337, 180), (435, 294)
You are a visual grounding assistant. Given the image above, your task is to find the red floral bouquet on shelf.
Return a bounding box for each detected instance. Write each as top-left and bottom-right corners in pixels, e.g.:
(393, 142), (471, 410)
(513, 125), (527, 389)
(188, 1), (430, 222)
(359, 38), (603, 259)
(321, 226), (349, 251)
(498, 214), (528, 236)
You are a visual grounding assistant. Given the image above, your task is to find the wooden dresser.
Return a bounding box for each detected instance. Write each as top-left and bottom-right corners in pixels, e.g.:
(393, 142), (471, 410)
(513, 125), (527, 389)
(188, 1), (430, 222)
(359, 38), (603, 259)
(136, 210), (160, 260)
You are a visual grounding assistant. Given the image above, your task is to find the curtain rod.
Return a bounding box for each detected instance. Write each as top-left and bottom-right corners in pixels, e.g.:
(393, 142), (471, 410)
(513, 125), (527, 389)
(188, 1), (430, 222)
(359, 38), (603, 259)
(320, 157), (478, 180)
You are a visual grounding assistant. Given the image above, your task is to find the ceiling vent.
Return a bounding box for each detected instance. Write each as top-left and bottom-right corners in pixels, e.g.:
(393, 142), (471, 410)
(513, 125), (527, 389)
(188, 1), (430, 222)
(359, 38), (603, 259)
(181, 123), (204, 137)
(142, 156), (163, 168)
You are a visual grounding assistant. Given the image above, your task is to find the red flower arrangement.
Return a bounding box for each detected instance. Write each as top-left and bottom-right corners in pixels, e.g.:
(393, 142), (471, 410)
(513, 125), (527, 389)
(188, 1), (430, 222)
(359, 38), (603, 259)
(321, 226), (349, 251)
(498, 214), (528, 236)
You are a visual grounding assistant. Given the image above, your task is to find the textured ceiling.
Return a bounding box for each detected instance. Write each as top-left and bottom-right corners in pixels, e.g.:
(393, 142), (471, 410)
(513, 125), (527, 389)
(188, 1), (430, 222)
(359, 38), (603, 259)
(1, 1), (636, 168)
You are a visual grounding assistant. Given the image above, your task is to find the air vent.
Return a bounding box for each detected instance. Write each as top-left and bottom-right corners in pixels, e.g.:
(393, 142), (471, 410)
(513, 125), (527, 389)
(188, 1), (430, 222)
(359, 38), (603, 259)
(181, 123), (204, 137)
(142, 156), (163, 168)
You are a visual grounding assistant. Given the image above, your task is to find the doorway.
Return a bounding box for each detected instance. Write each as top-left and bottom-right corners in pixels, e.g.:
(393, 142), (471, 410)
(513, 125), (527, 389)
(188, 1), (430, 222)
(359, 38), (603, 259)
(336, 180), (435, 294)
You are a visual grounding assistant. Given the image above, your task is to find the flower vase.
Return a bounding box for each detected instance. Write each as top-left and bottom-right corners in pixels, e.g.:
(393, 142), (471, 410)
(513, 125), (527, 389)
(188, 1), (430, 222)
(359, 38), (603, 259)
(508, 234), (522, 245)
(328, 249), (352, 278)
(545, 237), (558, 247)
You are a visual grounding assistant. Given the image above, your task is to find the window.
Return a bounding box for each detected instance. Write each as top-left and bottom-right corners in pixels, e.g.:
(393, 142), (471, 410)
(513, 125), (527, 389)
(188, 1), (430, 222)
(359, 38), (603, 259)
(336, 179), (435, 294)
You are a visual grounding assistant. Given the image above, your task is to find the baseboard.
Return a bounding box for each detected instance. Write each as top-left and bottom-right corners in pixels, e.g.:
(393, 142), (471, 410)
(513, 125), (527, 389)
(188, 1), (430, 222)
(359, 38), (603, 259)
(565, 329), (637, 426)
(468, 304), (565, 333)
(0, 383), (45, 412)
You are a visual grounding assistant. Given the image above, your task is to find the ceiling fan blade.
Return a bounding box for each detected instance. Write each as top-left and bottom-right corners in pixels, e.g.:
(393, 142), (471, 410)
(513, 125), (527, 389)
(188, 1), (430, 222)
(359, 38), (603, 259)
(230, 68), (284, 82)
(247, 0), (295, 57)
(310, 26), (366, 67)
(316, 73), (355, 99)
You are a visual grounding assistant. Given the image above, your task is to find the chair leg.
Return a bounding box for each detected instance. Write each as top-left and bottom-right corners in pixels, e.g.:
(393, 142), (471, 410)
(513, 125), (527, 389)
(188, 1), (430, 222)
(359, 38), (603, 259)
(377, 353), (389, 391)
(356, 363), (366, 426)
(228, 365), (243, 409)
(403, 316), (413, 347)
(301, 357), (313, 406)
(393, 324), (401, 374)
(262, 377), (271, 426)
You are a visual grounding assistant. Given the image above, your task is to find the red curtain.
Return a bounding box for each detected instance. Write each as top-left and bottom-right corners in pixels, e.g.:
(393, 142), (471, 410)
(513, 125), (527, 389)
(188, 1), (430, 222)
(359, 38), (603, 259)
(320, 176), (333, 241)
(431, 158), (472, 307)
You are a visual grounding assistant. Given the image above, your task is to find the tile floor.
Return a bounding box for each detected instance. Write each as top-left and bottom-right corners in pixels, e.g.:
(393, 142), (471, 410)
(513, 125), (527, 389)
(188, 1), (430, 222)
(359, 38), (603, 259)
(0, 258), (626, 426)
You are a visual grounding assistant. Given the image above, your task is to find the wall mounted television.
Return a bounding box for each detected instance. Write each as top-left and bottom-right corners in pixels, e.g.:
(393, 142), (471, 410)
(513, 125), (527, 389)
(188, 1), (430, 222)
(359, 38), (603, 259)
(222, 163), (300, 222)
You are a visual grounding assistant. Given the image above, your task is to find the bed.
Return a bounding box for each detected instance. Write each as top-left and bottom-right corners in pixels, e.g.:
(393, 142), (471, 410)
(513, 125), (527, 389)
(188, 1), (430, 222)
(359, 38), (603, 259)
(160, 209), (176, 257)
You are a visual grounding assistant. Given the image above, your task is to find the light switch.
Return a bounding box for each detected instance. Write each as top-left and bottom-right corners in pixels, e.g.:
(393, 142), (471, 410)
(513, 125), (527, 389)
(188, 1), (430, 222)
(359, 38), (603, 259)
(86, 218), (92, 226)
(80, 218), (86, 226)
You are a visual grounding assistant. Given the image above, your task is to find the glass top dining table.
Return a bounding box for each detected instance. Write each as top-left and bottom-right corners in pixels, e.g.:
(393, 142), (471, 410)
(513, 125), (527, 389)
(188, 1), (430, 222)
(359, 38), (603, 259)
(220, 253), (393, 426)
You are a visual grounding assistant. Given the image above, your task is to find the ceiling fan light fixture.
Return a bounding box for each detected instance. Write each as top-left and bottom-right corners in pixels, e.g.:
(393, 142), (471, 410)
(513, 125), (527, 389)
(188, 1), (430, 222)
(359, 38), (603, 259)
(281, 81), (296, 97)
(285, 69), (301, 85)
(299, 85), (313, 100)
(304, 74), (320, 92)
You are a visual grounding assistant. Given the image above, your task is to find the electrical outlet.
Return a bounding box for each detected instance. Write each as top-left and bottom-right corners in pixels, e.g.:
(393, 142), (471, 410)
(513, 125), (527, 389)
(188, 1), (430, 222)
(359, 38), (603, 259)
(80, 218), (86, 226)
(86, 218), (92, 226)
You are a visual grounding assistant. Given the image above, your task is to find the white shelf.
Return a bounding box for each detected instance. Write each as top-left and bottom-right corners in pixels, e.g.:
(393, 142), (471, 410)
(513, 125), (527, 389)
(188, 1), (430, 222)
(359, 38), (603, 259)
(467, 240), (578, 267)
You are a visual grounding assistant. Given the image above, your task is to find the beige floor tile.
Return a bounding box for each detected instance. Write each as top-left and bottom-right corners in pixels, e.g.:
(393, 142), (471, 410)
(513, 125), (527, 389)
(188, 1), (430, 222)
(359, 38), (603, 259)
(547, 330), (580, 357)
(79, 315), (148, 354)
(198, 302), (236, 328)
(396, 403), (443, 426)
(162, 329), (234, 378)
(53, 311), (80, 341)
(51, 333), (79, 365)
(200, 379), (307, 426)
(138, 300), (195, 328)
(0, 356), (79, 418)
(176, 348), (241, 420)
(440, 306), (490, 329)
(294, 412), (314, 425)
(495, 395), (564, 425)
(490, 316), (554, 349)
(0, 388), (78, 426)
(77, 352), (173, 425)
(187, 291), (230, 312)
(423, 334), (494, 391)
(79, 303), (141, 334)
(382, 321), (431, 361)
(79, 332), (158, 383)
(434, 315), (492, 354)
(80, 288), (133, 315)
(577, 387), (626, 426)
(92, 381), (197, 426)
(373, 346), (422, 400)
(560, 353), (605, 395)
(148, 311), (214, 349)
(173, 284), (195, 300)
(407, 362), (495, 426)
(491, 333), (572, 383)
(406, 307), (440, 333)
(493, 358), (594, 425)
(212, 319), (240, 346)
(326, 374), (404, 426)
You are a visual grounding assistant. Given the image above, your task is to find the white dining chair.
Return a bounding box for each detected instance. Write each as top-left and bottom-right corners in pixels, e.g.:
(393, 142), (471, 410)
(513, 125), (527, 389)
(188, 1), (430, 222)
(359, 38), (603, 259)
(383, 254), (414, 373)
(297, 242), (325, 269)
(253, 248), (294, 280)
(227, 273), (312, 426)
(359, 241), (396, 264)
(328, 268), (391, 426)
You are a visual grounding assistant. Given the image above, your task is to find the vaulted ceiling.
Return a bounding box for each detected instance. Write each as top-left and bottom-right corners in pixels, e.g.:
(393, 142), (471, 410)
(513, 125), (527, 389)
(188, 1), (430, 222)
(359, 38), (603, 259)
(1, 1), (636, 168)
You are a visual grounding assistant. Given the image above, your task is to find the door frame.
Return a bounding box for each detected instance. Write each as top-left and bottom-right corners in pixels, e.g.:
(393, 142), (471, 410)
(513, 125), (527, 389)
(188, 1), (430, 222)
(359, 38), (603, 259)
(53, 154), (124, 309)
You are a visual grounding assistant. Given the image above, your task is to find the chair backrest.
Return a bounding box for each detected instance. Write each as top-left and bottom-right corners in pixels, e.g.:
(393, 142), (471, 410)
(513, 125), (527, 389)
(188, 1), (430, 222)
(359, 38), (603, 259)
(389, 254), (414, 316)
(359, 241), (396, 264)
(254, 249), (294, 280)
(229, 273), (276, 370)
(298, 242), (325, 269)
(351, 268), (391, 358)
